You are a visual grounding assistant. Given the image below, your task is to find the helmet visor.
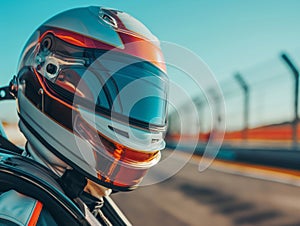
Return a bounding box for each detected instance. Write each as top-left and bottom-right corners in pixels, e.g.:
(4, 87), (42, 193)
(38, 52), (168, 131)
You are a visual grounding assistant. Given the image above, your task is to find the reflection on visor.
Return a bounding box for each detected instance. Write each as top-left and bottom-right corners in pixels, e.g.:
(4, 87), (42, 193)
(37, 50), (168, 130)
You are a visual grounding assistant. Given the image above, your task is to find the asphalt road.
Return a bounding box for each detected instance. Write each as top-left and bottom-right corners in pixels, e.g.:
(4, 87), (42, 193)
(112, 150), (300, 226)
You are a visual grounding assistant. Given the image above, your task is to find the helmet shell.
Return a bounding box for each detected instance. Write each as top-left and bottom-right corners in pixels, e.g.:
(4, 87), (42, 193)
(17, 6), (168, 190)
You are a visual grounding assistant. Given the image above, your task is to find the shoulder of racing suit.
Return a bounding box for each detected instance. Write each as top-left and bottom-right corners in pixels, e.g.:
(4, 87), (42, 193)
(0, 189), (57, 226)
(0, 147), (95, 226)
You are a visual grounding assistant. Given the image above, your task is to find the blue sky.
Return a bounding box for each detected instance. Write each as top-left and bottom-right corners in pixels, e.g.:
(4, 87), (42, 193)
(1, 0), (300, 124)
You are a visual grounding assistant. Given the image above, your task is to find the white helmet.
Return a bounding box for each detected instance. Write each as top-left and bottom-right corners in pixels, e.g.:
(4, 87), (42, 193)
(16, 6), (169, 191)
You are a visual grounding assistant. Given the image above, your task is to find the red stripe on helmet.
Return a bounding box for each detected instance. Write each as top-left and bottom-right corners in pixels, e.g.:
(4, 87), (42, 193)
(43, 28), (166, 73)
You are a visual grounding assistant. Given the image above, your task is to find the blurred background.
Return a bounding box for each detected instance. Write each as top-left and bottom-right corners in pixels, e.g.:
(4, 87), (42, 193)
(2, 1), (300, 225)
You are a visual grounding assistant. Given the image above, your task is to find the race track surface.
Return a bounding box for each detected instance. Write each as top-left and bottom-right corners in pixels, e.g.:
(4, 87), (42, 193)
(113, 150), (300, 226)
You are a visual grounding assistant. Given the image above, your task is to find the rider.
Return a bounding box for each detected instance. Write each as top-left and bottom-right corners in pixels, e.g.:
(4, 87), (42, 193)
(0, 6), (168, 225)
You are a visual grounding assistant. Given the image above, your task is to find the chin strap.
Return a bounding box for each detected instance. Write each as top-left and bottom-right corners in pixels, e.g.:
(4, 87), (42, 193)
(0, 76), (18, 101)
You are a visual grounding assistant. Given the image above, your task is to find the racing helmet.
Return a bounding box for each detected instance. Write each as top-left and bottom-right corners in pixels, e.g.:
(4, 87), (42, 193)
(16, 6), (168, 191)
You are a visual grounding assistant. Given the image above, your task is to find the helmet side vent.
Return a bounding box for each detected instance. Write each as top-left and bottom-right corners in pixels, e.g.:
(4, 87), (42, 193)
(99, 12), (117, 28)
(108, 125), (129, 138)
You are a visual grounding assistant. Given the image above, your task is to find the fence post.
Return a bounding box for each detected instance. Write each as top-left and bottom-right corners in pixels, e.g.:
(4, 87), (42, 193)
(234, 73), (249, 140)
(208, 88), (223, 133)
(194, 97), (203, 128)
(281, 53), (299, 147)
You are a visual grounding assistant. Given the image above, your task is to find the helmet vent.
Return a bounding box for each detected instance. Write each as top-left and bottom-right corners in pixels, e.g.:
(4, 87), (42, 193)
(41, 36), (52, 51)
(108, 125), (129, 138)
(100, 12), (117, 28)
